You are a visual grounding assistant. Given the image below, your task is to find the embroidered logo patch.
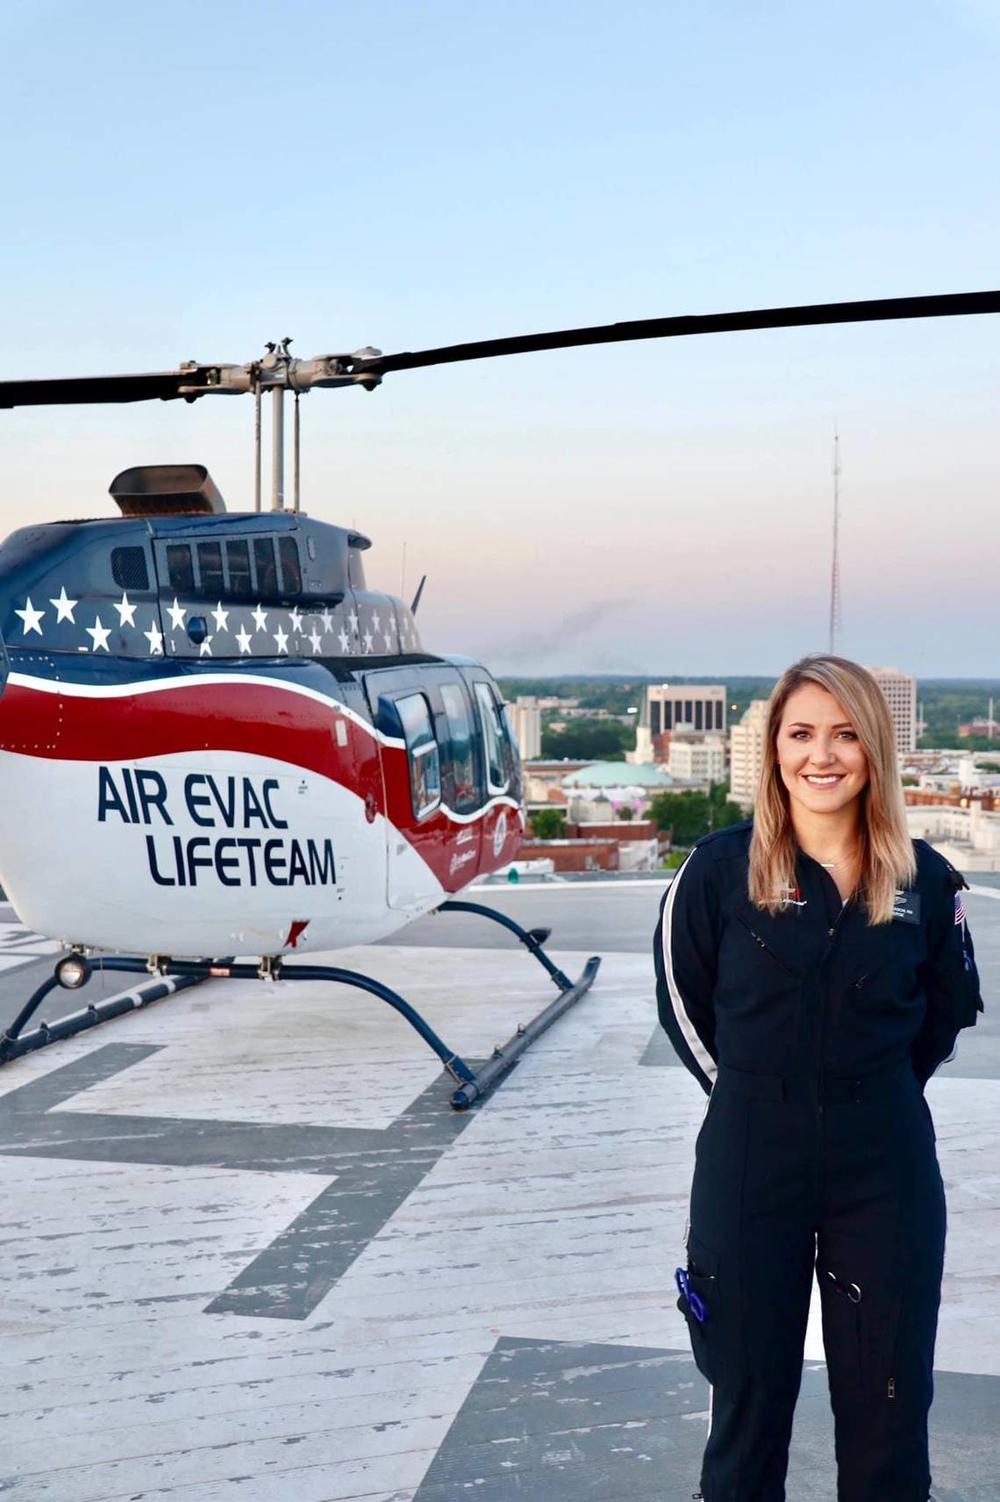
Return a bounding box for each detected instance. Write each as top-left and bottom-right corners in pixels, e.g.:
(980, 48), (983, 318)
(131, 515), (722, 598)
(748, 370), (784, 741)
(777, 884), (807, 908)
(892, 889), (921, 925)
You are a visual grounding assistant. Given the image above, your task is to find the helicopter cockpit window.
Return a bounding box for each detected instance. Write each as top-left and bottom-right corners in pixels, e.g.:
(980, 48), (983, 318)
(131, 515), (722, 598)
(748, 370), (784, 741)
(225, 539), (252, 599)
(111, 546), (150, 593)
(197, 541), (224, 596)
(395, 692), (441, 820)
(439, 682), (479, 813)
(253, 537), (279, 598)
(278, 536), (302, 597)
(498, 701), (517, 780)
(166, 544), (195, 594)
(474, 682), (509, 794)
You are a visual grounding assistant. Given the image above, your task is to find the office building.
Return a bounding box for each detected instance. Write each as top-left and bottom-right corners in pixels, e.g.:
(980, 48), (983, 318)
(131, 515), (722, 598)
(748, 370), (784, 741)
(645, 683), (727, 738)
(508, 697), (542, 760)
(668, 736), (726, 785)
(730, 700), (770, 809)
(868, 667), (917, 757)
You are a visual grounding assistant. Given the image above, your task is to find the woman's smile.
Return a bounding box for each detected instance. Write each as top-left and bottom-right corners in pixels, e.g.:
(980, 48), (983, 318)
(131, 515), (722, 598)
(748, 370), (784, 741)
(775, 682), (870, 818)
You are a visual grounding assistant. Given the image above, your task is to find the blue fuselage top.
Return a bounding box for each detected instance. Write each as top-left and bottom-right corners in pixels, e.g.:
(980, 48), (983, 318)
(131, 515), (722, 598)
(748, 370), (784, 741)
(655, 819), (983, 1095)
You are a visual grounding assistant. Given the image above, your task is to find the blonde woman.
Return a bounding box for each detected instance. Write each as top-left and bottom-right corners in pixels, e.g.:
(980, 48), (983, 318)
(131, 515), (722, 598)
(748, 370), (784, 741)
(655, 655), (983, 1502)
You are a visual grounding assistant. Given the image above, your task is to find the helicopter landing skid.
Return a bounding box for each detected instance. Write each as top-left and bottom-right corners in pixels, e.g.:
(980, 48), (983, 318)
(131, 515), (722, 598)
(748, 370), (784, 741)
(0, 934), (600, 1110)
(435, 896), (601, 1107)
(0, 964), (206, 1064)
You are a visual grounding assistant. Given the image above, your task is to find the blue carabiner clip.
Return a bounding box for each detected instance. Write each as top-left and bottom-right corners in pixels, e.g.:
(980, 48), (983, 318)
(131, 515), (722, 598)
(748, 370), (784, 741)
(675, 1266), (707, 1324)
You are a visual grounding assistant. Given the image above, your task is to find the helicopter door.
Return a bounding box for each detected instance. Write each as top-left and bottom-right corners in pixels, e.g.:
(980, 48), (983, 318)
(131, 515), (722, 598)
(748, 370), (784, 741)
(470, 677), (521, 870)
(435, 677), (483, 885)
(364, 668), (485, 910)
(379, 686), (443, 911)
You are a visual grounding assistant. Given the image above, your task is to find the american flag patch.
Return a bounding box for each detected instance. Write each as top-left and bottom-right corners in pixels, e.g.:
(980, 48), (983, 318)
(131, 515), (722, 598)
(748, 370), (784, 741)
(955, 893), (967, 925)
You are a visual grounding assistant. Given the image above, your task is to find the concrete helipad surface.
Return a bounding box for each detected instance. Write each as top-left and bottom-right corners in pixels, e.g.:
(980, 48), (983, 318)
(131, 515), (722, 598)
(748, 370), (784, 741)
(0, 884), (997, 1500)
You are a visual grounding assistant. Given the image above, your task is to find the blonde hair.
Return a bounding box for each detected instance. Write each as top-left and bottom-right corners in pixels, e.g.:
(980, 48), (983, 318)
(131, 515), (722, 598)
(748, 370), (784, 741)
(748, 654), (916, 925)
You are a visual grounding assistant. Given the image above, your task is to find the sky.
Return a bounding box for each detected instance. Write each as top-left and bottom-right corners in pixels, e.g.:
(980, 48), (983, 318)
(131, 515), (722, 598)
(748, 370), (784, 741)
(2, 0), (998, 677)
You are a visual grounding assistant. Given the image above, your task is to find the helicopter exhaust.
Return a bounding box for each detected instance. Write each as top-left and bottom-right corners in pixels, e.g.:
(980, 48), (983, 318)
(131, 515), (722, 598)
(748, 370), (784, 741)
(110, 464), (227, 517)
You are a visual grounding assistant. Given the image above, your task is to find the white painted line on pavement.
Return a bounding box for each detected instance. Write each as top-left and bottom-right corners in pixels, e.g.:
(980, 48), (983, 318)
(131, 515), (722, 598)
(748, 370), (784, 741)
(471, 878), (668, 892)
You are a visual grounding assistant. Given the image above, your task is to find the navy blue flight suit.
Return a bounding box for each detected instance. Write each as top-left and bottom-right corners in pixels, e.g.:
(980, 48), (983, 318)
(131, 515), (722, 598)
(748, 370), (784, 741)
(654, 819), (983, 1502)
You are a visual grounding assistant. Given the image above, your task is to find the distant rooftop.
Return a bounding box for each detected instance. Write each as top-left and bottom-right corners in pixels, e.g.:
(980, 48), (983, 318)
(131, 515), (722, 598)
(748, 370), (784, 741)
(562, 761), (675, 790)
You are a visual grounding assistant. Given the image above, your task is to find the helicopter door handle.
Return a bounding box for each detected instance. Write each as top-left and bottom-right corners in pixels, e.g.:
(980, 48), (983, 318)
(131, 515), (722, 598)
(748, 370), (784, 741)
(187, 616), (208, 645)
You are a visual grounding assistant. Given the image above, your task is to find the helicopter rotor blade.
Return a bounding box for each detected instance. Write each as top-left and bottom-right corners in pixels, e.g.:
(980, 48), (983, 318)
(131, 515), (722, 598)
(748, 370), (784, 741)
(2, 290), (998, 409)
(0, 366), (242, 410)
(362, 289), (1000, 378)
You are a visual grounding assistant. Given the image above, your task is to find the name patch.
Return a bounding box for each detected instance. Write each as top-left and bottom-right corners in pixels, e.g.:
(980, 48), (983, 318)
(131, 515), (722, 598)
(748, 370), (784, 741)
(892, 889), (921, 925)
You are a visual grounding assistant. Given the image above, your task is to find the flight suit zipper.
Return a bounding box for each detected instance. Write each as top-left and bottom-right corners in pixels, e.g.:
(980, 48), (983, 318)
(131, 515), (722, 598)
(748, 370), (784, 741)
(816, 899), (849, 1119)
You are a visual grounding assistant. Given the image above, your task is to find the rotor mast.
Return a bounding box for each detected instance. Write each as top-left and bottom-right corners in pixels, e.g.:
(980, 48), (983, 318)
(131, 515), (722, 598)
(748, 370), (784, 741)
(240, 337), (384, 512)
(828, 428), (842, 654)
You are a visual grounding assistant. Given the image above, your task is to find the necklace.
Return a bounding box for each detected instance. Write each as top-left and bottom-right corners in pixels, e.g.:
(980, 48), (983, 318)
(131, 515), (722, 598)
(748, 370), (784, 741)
(816, 849), (858, 869)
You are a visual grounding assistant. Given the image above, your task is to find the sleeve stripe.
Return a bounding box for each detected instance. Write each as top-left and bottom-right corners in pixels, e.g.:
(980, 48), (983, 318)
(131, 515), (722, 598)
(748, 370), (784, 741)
(660, 854), (718, 1087)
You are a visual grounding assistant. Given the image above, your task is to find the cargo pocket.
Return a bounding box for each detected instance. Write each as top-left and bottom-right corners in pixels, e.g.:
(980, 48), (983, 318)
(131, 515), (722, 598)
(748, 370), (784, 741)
(821, 1269), (864, 1390)
(823, 1268), (906, 1406)
(677, 1232), (719, 1382)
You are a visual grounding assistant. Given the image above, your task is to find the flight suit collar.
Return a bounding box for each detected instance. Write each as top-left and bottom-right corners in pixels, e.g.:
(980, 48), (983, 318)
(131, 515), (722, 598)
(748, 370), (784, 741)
(795, 849), (855, 930)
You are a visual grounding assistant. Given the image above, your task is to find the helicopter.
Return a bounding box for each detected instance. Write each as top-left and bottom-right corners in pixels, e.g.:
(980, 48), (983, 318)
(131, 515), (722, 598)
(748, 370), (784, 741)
(0, 290), (997, 1106)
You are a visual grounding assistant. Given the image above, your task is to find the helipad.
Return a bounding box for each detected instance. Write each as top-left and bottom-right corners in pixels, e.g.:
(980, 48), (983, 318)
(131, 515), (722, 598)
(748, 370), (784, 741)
(0, 882), (997, 1501)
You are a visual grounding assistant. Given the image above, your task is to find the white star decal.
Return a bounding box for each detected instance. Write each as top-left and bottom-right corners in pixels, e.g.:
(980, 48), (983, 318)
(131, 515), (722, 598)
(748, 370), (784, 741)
(273, 625), (289, 654)
(86, 615), (111, 652)
(320, 608), (334, 633)
(211, 602), (230, 633)
(198, 636), (214, 657)
(15, 598), (45, 636)
(371, 610), (381, 633)
(49, 587), (77, 624)
(337, 627), (350, 652)
(235, 625), (253, 655)
(167, 598), (186, 631)
(308, 629), (323, 654)
(251, 603), (268, 632)
(114, 592), (137, 628)
(383, 629), (394, 651)
(362, 629), (374, 654)
(348, 610), (359, 634)
(144, 623), (164, 655)
(289, 606), (303, 633)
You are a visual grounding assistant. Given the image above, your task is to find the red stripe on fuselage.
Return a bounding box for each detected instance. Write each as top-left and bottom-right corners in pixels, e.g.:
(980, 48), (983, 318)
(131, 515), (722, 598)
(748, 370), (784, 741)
(0, 676), (522, 890)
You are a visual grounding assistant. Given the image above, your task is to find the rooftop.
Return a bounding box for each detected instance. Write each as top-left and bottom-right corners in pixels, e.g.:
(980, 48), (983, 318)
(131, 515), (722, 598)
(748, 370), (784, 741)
(0, 878), (997, 1499)
(562, 760), (674, 789)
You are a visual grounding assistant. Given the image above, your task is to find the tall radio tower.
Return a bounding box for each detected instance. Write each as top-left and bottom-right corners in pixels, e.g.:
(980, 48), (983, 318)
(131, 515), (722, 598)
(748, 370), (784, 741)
(828, 428), (843, 654)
